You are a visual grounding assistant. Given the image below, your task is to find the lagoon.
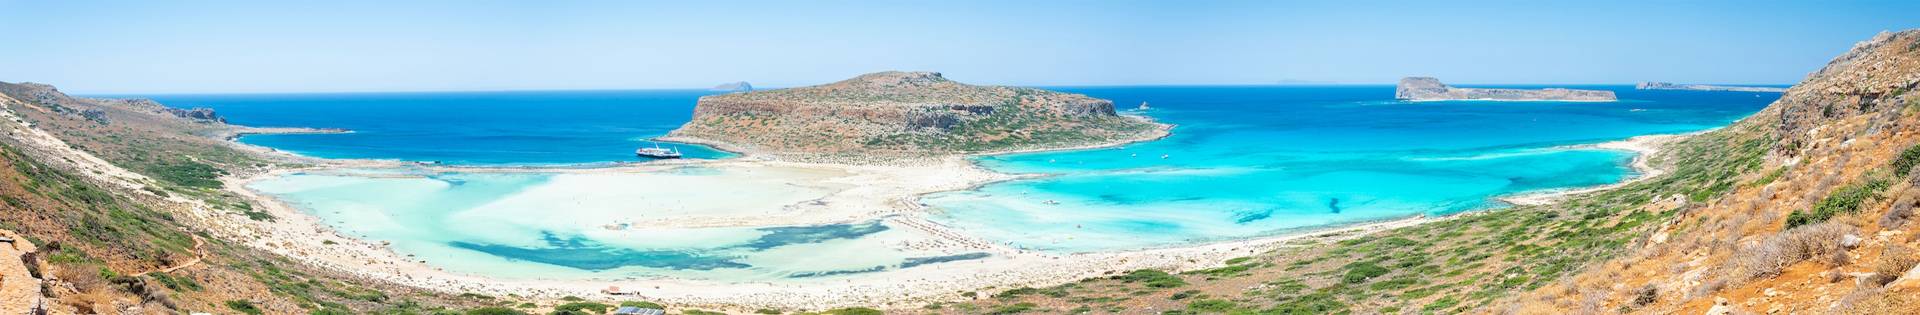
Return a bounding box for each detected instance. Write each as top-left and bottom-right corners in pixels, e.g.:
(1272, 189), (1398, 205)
(162, 86), (1777, 279)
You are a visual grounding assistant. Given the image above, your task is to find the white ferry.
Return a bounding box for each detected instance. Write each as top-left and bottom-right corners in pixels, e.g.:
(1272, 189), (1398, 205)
(635, 142), (683, 159)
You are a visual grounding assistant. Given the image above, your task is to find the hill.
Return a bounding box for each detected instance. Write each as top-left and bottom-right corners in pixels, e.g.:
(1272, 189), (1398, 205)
(665, 71), (1166, 162)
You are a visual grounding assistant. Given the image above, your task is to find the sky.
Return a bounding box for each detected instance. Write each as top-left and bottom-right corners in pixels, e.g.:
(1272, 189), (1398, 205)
(2, 1), (1917, 94)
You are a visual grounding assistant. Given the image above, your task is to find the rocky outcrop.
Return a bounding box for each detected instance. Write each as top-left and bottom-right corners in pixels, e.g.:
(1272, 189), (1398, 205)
(1636, 82), (1788, 92)
(1395, 77), (1617, 101)
(1771, 30), (1920, 156)
(667, 71), (1164, 160)
(161, 107), (225, 123)
(711, 81), (753, 92)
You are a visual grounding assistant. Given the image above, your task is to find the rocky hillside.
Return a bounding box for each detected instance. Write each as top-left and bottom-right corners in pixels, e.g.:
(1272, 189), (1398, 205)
(1397, 77), (1617, 101)
(666, 71), (1165, 161)
(1507, 29), (1920, 314)
(0, 84), (493, 314)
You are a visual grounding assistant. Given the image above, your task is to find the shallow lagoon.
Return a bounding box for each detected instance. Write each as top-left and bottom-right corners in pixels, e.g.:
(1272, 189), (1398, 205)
(209, 86), (1778, 278)
(248, 168), (987, 281)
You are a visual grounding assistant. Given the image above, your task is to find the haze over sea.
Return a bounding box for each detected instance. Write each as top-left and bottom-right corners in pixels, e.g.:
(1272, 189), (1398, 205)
(126, 85), (1778, 279)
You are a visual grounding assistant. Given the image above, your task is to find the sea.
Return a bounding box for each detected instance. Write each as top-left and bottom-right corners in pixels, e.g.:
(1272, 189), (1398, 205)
(126, 85), (1780, 280)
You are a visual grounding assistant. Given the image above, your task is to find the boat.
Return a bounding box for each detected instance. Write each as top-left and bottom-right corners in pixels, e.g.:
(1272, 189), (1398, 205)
(635, 142), (683, 159)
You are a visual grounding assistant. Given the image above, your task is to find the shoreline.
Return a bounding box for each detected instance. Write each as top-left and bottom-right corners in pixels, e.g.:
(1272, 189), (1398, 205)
(207, 117), (1685, 310)
(1494, 131), (1700, 206)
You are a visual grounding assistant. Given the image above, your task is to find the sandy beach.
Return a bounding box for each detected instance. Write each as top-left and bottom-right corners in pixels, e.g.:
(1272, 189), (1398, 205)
(0, 102), (1679, 311)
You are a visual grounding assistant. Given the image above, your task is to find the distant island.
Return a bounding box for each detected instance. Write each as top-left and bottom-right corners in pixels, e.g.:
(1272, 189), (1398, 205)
(710, 81), (753, 92)
(1395, 77), (1617, 101)
(665, 71), (1167, 160)
(1636, 81), (1787, 92)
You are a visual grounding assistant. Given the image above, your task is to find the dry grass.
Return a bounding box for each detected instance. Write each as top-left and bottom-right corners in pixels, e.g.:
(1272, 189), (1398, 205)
(1869, 245), (1919, 286)
(1727, 222), (1857, 283)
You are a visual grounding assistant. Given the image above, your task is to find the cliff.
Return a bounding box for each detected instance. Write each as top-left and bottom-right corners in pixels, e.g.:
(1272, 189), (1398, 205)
(1637, 81), (1789, 92)
(1395, 77), (1618, 101)
(666, 71), (1165, 160)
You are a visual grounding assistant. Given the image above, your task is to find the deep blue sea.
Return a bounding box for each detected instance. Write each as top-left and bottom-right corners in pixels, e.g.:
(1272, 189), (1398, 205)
(139, 90), (735, 165)
(120, 85), (1779, 277)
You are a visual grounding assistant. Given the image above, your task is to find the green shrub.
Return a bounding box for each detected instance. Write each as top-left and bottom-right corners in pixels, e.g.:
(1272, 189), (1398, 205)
(987, 302), (1036, 314)
(1787, 179), (1889, 228)
(822, 307), (883, 315)
(1895, 144), (1920, 177)
(1342, 262), (1390, 283)
(225, 300), (264, 315)
(1115, 269), (1186, 288)
(465, 307), (528, 315)
(552, 302), (609, 314)
(1187, 299), (1238, 312)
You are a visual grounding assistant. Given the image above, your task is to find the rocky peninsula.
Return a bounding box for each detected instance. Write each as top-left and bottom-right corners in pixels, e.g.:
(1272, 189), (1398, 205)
(1636, 81), (1788, 92)
(666, 71), (1167, 162)
(1395, 77), (1617, 101)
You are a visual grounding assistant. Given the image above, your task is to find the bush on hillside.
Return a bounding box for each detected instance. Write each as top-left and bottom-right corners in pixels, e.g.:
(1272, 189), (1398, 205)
(1729, 222), (1855, 282)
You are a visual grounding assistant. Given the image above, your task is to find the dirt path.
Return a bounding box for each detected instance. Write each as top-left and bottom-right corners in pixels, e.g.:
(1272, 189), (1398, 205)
(134, 236), (204, 277)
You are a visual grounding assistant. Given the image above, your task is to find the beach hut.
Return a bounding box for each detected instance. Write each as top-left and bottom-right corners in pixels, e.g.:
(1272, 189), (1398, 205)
(611, 306), (665, 315)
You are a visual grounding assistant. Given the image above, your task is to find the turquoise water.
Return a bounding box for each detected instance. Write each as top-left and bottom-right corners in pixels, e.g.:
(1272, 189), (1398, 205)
(922, 86), (1778, 252)
(248, 170), (988, 281)
(140, 86), (1777, 276)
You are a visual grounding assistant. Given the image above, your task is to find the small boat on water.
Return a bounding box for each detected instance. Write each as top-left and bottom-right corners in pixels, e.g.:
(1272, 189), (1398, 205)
(635, 142), (683, 159)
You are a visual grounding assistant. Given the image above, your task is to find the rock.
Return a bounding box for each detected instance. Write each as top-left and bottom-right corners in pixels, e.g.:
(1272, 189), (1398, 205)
(667, 71), (1164, 159)
(1636, 82), (1788, 93)
(1840, 234), (1862, 248)
(160, 107), (226, 124)
(1706, 297), (1734, 315)
(1770, 30), (1920, 156)
(710, 81), (753, 92)
(1890, 263), (1920, 290)
(1395, 77), (1617, 101)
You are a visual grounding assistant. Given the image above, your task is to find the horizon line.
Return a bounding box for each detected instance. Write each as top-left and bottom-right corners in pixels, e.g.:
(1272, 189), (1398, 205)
(63, 81), (1799, 96)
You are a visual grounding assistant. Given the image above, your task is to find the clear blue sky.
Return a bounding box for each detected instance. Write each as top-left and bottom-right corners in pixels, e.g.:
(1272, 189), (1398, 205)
(3, 0), (1916, 93)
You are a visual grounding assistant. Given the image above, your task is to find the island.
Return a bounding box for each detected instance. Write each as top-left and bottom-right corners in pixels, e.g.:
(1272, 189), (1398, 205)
(1636, 81), (1788, 92)
(665, 71), (1167, 160)
(1395, 77), (1617, 101)
(710, 81), (753, 92)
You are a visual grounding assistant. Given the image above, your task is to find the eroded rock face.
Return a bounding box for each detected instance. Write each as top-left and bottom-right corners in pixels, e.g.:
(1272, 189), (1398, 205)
(1395, 77), (1617, 101)
(667, 71), (1160, 159)
(1772, 30), (1920, 156)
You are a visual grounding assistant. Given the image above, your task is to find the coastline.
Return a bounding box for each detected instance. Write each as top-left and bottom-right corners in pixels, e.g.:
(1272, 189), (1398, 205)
(1494, 131), (1698, 206)
(201, 114), (1683, 310)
